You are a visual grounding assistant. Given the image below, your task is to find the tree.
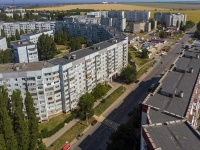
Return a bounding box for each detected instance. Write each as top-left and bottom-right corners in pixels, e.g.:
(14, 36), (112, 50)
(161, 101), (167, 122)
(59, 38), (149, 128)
(37, 34), (58, 60)
(6, 37), (11, 48)
(194, 30), (200, 40)
(25, 91), (38, 150)
(150, 19), (155, 30)
(0, 88), (17, 150)
(197, 21), (200, 30)
(79, 93), (94, 119)
(0, 49), (12, 64)
(140, 30), (144, 33)
(77, 37), (85, 44)
(141, 49), (149, 59)
(92, 83), (107, 100)
(37, 139), (47, 150)
(0, 134), (6, 150)
(10, 35), (16, 41)
(1, 29), (6, 37)
(159, 31), (167, 38)
(120, 65), (137, 84)
(15, 29), (20, 40)
(176, 20), (179, 28)
(20, 30), (25, 35)
(180, 21), (185, 31)
(128, 52), (132, 63)
(11, 90), (29, 150)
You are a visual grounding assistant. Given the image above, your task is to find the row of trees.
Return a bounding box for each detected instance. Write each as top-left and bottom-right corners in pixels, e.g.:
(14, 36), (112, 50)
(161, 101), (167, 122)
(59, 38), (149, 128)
(79, 83), (108, 119)
(194, 22), (200, 40)
(0, 88), (46, 150)
(0, 49), (12, 64)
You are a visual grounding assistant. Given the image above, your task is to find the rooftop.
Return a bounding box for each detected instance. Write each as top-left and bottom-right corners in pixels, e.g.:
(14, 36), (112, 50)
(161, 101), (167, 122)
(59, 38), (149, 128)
(143, 121), (200, 150)
(11, 39), (35, 47)
(145, 49), (200, 120)
(21, 30), (53, 37)
(0, 61), (54, 73)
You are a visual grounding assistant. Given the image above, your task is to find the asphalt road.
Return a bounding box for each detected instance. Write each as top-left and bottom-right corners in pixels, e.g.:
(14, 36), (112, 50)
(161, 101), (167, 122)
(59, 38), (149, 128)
(71, 27), (196, 150)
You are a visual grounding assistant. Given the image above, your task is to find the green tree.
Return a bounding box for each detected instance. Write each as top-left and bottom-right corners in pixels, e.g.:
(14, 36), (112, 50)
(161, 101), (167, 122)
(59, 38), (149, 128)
(120, 65), (137, 84)
(92, 83), (107, 100)
(11, 90), (29, 150)
(25, 91), (38, 150)
(176, 20), (179, 28)
(79, 93), (94, 119)
(150, 19), (155, 29)
(0, 49), (12, 64)
(197, 21), (200, 30)
(15, 29), (20, 40)
(128, 52), (132, 63)
(141, 49), (149, 59)
(77, 36), (85, 44)
(159, 31), (167, 38)
(11, 35), (16, 41)
(20, 30), (25, 35)
(37, 139), (47, 150)
(185, 20), (195, 29)
(194, 30), (200, 40)
(0, 134), (6, 150)
(0, 88), (17, 150)
(6, 37), (11, 48)
(37, 34), (58, 60)
(1, 29), (6, 37)
(180, 21), (185, 31)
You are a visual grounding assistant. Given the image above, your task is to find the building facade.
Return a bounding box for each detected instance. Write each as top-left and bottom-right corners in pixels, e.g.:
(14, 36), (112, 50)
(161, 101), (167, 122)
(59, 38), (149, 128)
(129, 21), (151, 33)
(20, 30), (54, 44)
(154, 12), (187, 27)
(11, 40), (39, 63)
(0, 37), (8, 51)
(125, 11), (150, 22)
(0, 24), (128, 121)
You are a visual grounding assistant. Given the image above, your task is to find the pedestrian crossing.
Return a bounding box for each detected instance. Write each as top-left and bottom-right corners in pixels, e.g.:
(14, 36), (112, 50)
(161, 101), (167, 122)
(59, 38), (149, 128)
(95, 115), (120, 130)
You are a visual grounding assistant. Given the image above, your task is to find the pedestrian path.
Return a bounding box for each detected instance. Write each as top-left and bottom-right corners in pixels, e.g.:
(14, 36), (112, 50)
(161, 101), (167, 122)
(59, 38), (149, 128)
(94, 115), (120, 130)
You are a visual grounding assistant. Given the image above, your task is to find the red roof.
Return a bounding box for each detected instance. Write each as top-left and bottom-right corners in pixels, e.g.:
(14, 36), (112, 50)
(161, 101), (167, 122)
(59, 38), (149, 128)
(62, 143), (71, 150)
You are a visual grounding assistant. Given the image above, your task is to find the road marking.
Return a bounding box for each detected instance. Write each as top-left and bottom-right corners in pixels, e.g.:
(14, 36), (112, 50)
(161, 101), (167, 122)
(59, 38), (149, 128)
(96, 115), (120, 130)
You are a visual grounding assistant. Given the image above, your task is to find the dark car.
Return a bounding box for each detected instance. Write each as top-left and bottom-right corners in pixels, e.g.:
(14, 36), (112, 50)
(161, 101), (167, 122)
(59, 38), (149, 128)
(91, 120), (97, 126)
(127, 111), (133, 116)
(76, 133), (83, 140)
(135, 80), (140, 84)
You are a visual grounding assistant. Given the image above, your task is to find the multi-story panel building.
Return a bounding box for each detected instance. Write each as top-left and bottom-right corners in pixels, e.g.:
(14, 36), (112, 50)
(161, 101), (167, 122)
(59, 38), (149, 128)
(86, 11), (108, 18)
(154, 12), (187, 27)
(141, 48), (200, 149)
(0, 24), (128, 121)
(129, 21), (151, 33)
(0, 37), (8, 51)
(125, 11), (150, 22)
(108, 11), (125, 19)
(20, 30), (54, 44)
(11, 40), (38, 63)
(0, 21), (56, 37)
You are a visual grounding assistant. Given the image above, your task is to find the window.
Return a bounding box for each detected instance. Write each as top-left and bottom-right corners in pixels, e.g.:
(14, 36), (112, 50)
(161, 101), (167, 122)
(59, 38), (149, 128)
(15, 84), (18, 86)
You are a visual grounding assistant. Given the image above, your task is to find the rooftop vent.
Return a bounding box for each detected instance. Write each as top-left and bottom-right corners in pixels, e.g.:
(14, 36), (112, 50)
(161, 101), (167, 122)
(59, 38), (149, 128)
(96, 45), (100, 50)
(179, 91), (184, 98)
(196, 54), (199, 59)
(71, 54), (76, 59)
(189, 68), (194, 73)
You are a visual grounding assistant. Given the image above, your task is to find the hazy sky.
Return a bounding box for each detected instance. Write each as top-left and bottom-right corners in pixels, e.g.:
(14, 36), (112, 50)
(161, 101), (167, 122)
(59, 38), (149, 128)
(1, 0), (200, 4)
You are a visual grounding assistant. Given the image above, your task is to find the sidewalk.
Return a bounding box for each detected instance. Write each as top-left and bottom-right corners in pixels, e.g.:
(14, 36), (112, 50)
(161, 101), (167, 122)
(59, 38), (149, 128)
(43, 82), (121, 147)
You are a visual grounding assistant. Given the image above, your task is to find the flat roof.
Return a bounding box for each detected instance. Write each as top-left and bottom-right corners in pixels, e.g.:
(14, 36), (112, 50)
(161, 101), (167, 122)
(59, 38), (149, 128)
(143, 121), (200, 150)
(11, 39), (34, 47)
(21, 30), (53, 37)
(145, 49), (200, 119)
(0, 61), (54, 73)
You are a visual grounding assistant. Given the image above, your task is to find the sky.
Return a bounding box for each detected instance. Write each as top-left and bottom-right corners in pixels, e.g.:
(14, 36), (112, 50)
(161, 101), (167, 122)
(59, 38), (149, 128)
(0, 0), (200, 4)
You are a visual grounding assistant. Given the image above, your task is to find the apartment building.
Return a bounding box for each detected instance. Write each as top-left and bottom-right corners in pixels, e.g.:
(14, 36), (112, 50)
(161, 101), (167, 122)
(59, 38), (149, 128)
(108, 11), (125, 19)
(0, 24), (128, 121)
(0, 21), (56, 37)
(154, 12), (187, 27)
(86, 11), (108, 18)
(0, 37), (8, 51)
(4, 7), (26, 13)
(125, 11), (150, 22)
(11, 40), (38, 63)
(129, 21), (151, 33)
(141, 48), (200, 149)
(20, 30), (54, 44)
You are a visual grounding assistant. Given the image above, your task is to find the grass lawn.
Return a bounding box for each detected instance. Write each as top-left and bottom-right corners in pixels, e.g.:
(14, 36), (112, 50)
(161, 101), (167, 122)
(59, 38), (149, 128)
(137, 61), (154, 79)
(94, 86), (126, 116)
(55, 44), (69, 58)
(39, 113), (71, 132)
(48, 117), (94, 150)
(129, 51), (151, 68)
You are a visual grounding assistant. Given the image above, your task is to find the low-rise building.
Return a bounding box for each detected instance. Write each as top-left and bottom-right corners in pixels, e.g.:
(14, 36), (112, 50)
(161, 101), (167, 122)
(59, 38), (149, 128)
(11, 40), (38, 63)
(20, 30), (54, 44)
(0, 37), (8, 51)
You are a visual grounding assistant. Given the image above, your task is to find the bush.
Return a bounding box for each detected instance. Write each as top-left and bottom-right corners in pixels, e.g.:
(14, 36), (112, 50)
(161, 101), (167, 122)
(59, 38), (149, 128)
(101, 99), (106, 103)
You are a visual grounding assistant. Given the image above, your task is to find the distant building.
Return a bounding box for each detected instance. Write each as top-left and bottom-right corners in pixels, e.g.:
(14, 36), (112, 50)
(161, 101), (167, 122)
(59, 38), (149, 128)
(20, 30), (54, 44)
(108, 11), (125, 19)
(11, 40), (38, 63)
(129, 21), (151, 33)
(5, 13), (13, 18)
(86, 11), (108, 18)
(4, 7), (25, 13)
(125, 11), (150, 22)
(0, 37), (8, 51)
(154, 12), (186, 27)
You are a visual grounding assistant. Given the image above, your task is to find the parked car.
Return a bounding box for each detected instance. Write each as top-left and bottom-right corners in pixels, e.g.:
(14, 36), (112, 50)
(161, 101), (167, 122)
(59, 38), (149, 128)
(76, 133), (83, 140)
(148, 84), (156, 91)
(91, 120), (97, 126)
